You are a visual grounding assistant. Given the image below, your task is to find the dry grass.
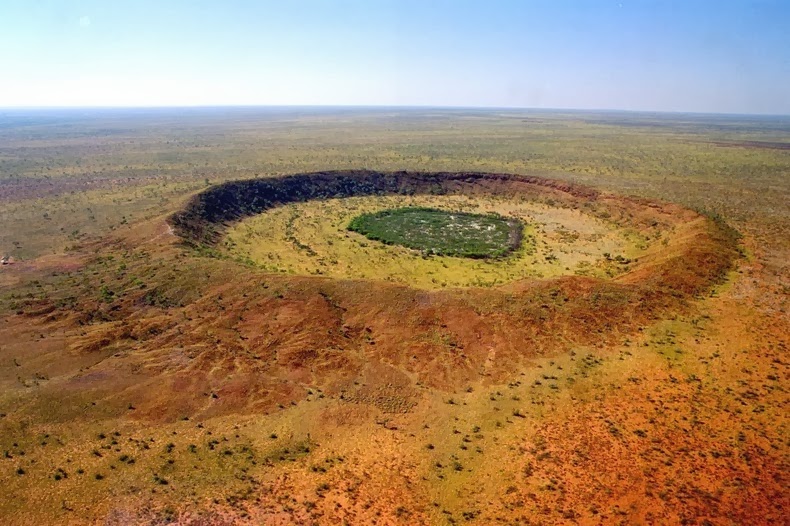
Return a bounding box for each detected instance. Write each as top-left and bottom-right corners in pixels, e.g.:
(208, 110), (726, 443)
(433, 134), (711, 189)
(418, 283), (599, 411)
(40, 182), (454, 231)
(224, 194), (641, 289)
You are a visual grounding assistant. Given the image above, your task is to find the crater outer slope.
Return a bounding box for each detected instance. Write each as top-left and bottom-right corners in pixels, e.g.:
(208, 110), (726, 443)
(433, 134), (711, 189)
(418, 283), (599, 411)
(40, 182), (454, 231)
(152, 170), (741, 398)
(7, 170), (739, 424)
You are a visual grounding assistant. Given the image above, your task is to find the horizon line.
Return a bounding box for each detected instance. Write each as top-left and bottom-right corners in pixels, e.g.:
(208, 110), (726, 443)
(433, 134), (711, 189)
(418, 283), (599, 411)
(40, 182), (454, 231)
(1, 104), (789, 119)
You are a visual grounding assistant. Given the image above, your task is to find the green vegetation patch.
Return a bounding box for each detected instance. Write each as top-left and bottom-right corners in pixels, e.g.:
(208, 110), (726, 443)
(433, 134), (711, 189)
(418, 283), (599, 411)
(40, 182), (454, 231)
(347, 207), (523, 258)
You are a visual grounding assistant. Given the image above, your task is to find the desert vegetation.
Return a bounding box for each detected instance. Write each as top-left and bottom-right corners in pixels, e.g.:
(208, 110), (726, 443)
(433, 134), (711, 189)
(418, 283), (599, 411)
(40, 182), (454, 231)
(347, 207), (521, 259)
(221, 188), (641, 288)
(0, 108), (787, 525)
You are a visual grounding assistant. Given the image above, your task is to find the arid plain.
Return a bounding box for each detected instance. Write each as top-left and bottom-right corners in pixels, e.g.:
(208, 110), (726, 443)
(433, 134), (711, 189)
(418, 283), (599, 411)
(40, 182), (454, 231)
(0, 108), (787, 525)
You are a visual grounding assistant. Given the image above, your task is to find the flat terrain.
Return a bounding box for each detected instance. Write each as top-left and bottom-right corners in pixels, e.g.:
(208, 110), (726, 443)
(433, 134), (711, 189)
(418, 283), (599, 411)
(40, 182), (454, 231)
(0, 108), (787, 525)
(347, 207), (520, 259)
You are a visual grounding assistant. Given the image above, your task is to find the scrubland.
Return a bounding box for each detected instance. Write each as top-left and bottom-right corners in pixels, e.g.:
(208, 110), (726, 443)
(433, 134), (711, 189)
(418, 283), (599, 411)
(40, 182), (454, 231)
(0, 108), (787, 525)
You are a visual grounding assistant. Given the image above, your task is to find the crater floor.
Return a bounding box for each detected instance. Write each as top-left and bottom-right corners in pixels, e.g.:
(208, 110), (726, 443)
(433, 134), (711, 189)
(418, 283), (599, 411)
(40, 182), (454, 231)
(223, 194), (644, 289)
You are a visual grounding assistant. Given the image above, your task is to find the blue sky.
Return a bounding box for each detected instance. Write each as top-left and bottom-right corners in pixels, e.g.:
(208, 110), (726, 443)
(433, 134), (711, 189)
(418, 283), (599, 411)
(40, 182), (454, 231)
(1, 0), (788, 113)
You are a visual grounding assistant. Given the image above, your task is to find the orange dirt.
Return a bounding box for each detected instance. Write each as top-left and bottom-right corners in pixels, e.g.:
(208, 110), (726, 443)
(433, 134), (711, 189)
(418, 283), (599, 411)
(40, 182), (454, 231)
(1, 172), (782, 525)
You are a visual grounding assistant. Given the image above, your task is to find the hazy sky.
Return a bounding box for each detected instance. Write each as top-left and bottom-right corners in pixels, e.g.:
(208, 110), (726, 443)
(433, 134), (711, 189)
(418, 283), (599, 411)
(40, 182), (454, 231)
(1, 0), (788, 113)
